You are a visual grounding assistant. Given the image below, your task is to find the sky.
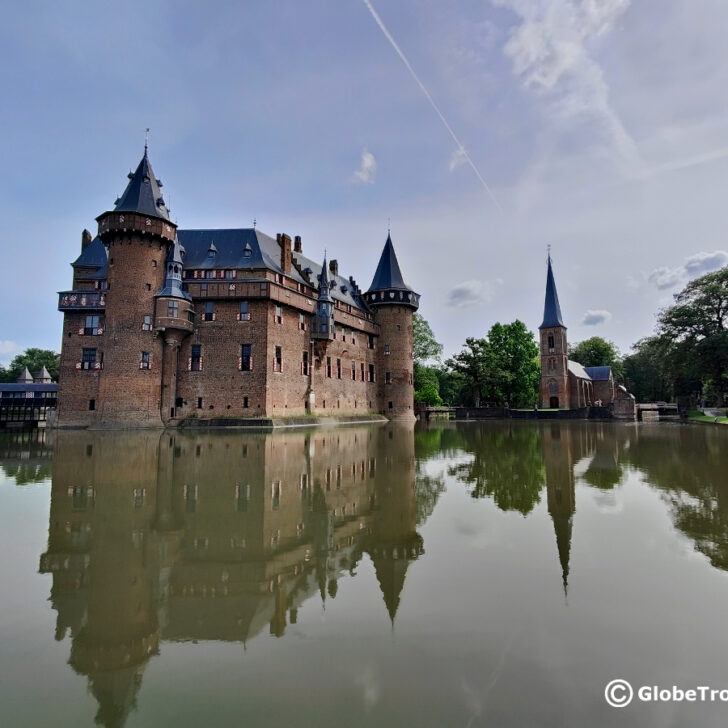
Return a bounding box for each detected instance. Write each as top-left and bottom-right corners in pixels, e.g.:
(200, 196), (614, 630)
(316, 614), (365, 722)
(2, 0), (728, 365)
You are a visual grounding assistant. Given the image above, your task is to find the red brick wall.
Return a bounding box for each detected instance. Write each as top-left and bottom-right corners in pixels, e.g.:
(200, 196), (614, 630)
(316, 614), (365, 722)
(374, 305), (415, 420)
(539, 327), (570, 409)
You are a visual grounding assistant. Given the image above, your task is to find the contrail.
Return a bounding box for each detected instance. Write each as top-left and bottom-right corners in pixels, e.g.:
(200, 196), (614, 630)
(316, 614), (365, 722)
(361, 0), (502, 211)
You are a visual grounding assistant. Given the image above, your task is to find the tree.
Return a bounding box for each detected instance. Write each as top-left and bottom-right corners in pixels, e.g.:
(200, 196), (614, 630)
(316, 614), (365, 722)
(657, 266), (728, 404)
(446, 321), (540, 408)
(413, 363), (442, 406)
(623, 336), (674, 403)
(569, 337), (623, 381)
(413, 313), (443, 364)
(1, 349), (60, 383)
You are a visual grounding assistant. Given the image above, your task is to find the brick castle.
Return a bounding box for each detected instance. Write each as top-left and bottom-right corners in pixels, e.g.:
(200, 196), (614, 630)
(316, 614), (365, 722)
(56, 148), (419, 428)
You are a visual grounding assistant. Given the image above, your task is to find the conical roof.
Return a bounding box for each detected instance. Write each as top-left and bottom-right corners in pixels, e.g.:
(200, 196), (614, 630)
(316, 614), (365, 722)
(318, 253), (332, 302)
(367, 234), (414, 293)
(35, 366), (53, 382)
(371, 556), (410, 623)
(551, 511), (573, 596)
(16, 367), (33, 383)
(540, 255), (565, 329)
(112, 149), (170, 222)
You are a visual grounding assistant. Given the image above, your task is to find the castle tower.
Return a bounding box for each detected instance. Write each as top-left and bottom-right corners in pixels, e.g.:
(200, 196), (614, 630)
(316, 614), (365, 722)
(94, 148), (177, 427)
(365, 234), (420, 420)
(539, 255), (570, 409)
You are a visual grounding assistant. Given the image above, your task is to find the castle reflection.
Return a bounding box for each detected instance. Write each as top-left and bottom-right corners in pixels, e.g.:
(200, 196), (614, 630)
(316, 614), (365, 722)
(38, 424), (425, 727)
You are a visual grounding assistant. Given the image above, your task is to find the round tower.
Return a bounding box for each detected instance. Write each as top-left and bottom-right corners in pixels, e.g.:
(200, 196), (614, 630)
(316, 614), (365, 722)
(364, 234), (420, 421)
(95, 147), (177, 427)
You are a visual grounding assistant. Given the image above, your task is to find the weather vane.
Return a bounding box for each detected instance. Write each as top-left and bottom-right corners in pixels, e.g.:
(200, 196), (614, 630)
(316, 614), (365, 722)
(145, 127), (149, 151)
(388, 217), (391, 235)
(253, 218), (257, 229)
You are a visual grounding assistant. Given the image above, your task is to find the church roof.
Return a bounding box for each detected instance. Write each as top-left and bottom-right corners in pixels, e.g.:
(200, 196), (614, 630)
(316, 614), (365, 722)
(567, 360), (591, 380)
(367, 234), (414, 293)
(110, 149), (171, 222)
(584, 366), (612, 381)
(540, 255), (566, 329)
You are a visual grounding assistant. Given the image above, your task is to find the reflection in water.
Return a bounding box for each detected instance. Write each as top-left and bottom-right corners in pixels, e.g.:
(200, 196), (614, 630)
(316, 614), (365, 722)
(37, 424), (429, 727)
(1, 420), (727, 726)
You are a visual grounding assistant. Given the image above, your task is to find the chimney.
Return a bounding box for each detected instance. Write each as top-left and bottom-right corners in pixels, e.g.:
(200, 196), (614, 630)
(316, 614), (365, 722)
(280, 233), (292, 276)
(294, 235), (302, 253)
(81, 229), (93, 250)
(329, 259), (338, 278)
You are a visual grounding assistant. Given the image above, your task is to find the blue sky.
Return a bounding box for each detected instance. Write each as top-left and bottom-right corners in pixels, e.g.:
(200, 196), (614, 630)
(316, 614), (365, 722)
(3, 0), (728, 364)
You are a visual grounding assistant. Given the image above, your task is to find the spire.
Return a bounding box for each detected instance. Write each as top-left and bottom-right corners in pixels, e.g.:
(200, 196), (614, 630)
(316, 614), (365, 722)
(540, 253), (566, 329)
(35, 366), (53, 383)
(113, 149), (171, 222)
(318, 251), (331, 302)
(155, 235), (190, 300)
(367, 234), (413, 293)
(551, 511), (573, 597)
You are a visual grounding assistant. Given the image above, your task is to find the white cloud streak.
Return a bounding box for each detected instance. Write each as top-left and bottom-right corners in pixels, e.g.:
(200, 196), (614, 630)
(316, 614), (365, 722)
(581, 309), (612, 325)
(493, 0), (640, 167)
(648, 250), (728, 290)
(361, 0), (502, 210)
(353, 147), (377, 183)
(447, 279), (497, 307)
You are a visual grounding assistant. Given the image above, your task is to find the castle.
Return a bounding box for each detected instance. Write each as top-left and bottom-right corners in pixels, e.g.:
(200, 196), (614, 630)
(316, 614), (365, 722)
(538, 255), (635, 417)
(56, 148), (419, 428)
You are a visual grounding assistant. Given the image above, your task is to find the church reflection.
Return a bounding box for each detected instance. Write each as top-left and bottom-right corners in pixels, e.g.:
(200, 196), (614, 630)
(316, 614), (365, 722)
(38, 424), (426, 727)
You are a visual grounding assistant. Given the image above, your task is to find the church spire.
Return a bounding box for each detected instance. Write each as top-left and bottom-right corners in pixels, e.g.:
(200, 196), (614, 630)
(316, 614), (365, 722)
(540, 253), (565, 329)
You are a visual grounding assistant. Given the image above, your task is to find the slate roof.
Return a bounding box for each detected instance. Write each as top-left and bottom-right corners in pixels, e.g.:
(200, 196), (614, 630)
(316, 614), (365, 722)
(17, 367), (33, 383)
(110, 150), (171, 222)
(317, 253), (332, 302)
(367, 234), (414, 293)
(584, 366), (612, 381)
(71, 236), (108, 280)
(540, 255), (566, 329)
(567, 360), (591, 380)
(0, 383), (58, 393)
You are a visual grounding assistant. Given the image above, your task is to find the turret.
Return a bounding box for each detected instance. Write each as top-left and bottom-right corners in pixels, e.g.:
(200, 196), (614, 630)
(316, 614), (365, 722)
(539, 254), (569, 409)
(365, 234), (419, 420)
(310, 252), (335, 341)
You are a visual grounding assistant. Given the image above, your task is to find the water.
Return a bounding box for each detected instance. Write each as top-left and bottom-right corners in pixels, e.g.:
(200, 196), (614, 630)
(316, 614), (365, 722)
(1, 420), (728, 727)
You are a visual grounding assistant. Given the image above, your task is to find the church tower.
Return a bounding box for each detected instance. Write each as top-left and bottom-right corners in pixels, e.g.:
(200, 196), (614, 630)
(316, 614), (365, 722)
(365, 234), (420, 420)
(539, 255), (569, 409)
(95, 147), (177, 426)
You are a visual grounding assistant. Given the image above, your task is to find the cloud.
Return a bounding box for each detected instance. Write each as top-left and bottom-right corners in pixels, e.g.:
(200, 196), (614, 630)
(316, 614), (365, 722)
(353, 147), (377, 184)
(447, 279), (497, 307)
(0, 340), (21, 365)
(648, 250), (728, 290)
(581, 309), (612, 325)
(449, 147), (468, 172)
(493, 0), (639, 166)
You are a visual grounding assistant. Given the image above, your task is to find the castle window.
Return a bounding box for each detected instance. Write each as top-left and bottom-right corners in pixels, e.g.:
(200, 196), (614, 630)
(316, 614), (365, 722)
(360, 362), (365, 381)
(301, 351), (309, 376)
(326, 356), (332, 378)
(152, 260), (157, 268)
(133, 488), (145, 508)
(190, 345), (202, 371)
(236, 484), (250, 512)
(205, 270), (216, 279)
(145, 283), (151, 291)
(299, 313), (306, 331)
(271, 481), (281, 510)
(88, 398), (95, 411)
(140, 351), (150, 370)
(341, 328), (346, 342)
(388, 401), (393, 409)
(336, 358), (342, 379)
(275, 305), (282, 324)
(274, 346), (283, 373)
(142, 314), (152, 331)
(203, 302), (215, 321)
(84, 315), (101, 336)
(384, 344), (390, 356)
(81, 348), (97, 370)
(385, 372), (391, 384)
(243, 396), (249, 408)
(197, 397), (202, 409)
(352, 331), (356, 345)
(168, 300), (179, 318)
(351, 361), (356, 380)
(187, 310), (195, 323)
(368, 364), (375, 382)
(368, 335), (375, 350)
(238, 301), (250, 321)
(225, 270), (235, 279)
(201, 283), (208, 293)
(240, 344), (253, 371)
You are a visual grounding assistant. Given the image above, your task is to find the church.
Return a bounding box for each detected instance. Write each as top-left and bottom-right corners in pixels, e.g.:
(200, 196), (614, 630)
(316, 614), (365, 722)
(538, 255), (636, 417)
(56, 148), (419, 428)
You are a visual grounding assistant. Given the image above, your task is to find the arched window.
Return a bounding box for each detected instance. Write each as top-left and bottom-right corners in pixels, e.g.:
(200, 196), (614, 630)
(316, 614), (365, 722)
(548, 334), (555, 352)
(548, 379), (558, 396)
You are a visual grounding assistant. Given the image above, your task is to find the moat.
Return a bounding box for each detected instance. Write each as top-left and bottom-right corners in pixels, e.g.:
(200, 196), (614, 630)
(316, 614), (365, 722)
(1, 420), (727, 727)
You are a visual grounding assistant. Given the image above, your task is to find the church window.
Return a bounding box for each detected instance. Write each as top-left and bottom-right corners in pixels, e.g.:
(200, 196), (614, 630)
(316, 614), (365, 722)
(548, 334), (555, 353)
(548, 379), (558, 396)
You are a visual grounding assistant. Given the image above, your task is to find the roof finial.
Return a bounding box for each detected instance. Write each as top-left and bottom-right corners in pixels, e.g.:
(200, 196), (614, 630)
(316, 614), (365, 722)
(547, 243), (552, 262)
(387, 217), (391, 235)
(253, 218), (257, 229)
(144, 127), (149, 153)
